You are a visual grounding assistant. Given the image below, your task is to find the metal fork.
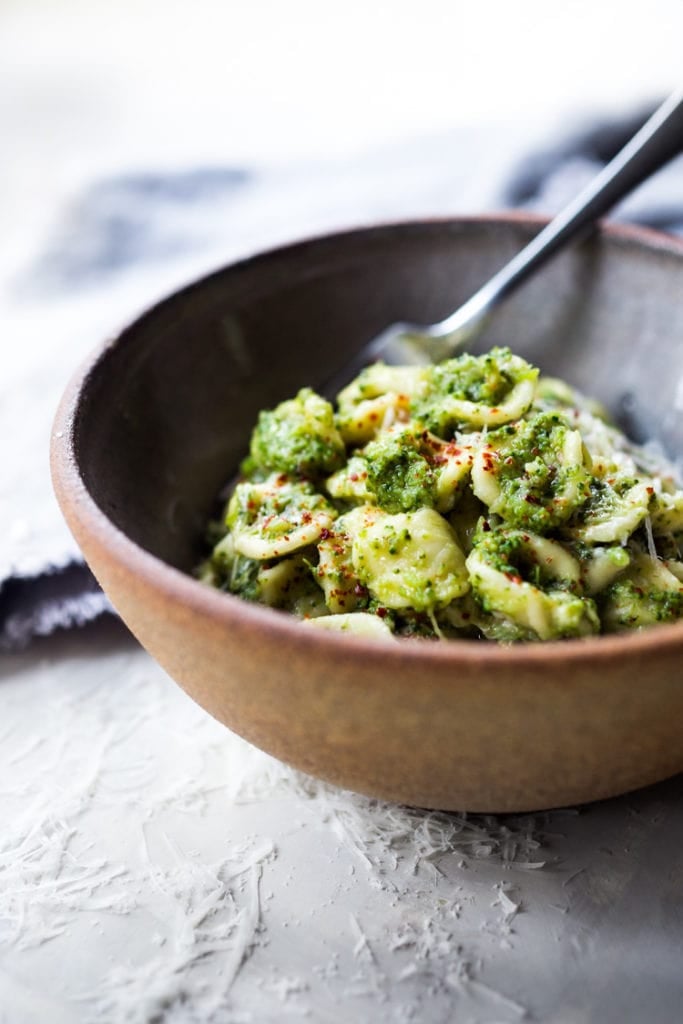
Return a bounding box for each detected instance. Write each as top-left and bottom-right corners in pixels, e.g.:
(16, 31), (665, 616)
(326, 87), (683, 394)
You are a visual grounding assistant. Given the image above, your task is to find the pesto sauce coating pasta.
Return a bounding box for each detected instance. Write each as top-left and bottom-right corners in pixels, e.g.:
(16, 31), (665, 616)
(201, 346), (683, 642)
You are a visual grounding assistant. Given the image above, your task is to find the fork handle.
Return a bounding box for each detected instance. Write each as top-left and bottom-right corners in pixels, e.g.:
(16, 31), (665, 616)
(436, 87), (683, 341)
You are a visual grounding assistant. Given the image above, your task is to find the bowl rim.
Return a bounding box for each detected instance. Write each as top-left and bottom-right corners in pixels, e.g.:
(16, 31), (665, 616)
(51, 213), (683, 671)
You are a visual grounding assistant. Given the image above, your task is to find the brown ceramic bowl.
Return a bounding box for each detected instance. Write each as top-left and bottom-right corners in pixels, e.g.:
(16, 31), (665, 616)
(51, 216), (683, 812)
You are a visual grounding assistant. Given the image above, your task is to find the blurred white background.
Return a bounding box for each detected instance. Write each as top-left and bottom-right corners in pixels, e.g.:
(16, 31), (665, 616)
(2, 0), (682, 266)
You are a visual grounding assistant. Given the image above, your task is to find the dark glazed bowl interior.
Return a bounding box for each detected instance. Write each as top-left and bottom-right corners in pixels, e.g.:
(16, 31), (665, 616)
(56, 217), (683, 812)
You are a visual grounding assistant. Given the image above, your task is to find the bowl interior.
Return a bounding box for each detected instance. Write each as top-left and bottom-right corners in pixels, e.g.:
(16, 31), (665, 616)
(73, 218), (683, 575)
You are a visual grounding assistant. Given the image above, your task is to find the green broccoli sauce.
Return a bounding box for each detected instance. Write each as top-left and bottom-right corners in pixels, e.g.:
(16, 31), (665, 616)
(212, 547), (263, 601)
(227, 477), (334, 535)
(201, 346), (683, 642)
(363, 430), (436, 513)
(600, 577), (683, 630)
(576, 477), (639, 524)
(248, 387), (345, 477)
(472, 523), (577, 592)
(410, 346), (538, 436)
(484, 413), (591, 532)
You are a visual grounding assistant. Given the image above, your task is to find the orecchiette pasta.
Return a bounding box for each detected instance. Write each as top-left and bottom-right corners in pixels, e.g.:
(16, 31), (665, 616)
(471, 413), (591, 532)
(226, 475), (337, 559)
(201, 346), (683, 641)
(350, 506), (469, 612)
(465, 526), (598, 641)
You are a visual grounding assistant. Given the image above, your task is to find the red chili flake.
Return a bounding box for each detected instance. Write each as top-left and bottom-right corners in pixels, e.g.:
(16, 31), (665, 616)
(504, 572), (523, 584)
(276, 473), (288, 485)
(505, 456), (514, 465)
(525, 494), (541, 505)
(490, 408), (499, 415)
(301, 511), (312, 524)
(376, 607), (388, 618)
(369, 412), (379, 422)
(354, 582), (368, 597)
(646, 487), (654, 495)
(320, 528), (332, 540)
(350, 473), (359, 482)
(461, 611), (471, 620)
(482, 521), (491, 532)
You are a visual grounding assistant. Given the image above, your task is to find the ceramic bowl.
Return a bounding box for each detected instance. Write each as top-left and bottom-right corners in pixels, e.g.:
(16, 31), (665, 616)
(51, 216), (683, 812)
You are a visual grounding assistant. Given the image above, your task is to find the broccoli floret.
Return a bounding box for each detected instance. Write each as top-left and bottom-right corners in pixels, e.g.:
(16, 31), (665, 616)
(247, 388), (345, 477)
